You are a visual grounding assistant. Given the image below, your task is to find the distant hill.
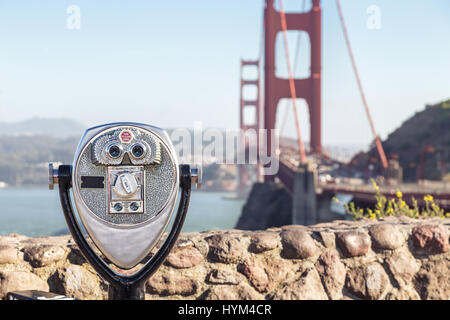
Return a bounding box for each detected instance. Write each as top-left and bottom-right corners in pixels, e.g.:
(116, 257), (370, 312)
(0, 126), (231, 186)
(353, 99), (450, 181)
(0, 117), (85, 138)
(0, 135), (79, 186)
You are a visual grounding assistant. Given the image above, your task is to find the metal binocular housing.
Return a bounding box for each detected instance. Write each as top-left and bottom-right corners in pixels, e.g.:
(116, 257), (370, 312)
(48, 122), (201, 300)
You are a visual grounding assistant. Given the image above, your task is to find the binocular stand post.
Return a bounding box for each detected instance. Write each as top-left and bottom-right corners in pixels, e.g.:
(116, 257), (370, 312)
(56, 164), (192, 300)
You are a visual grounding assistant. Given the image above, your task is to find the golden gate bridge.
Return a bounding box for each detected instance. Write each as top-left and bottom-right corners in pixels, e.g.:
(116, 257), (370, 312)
(237, 0), (450, 224)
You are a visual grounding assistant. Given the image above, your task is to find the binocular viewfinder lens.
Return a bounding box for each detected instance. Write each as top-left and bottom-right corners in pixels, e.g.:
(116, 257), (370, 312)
(131, 144), (145, 159)
(108, 145), (122, 158)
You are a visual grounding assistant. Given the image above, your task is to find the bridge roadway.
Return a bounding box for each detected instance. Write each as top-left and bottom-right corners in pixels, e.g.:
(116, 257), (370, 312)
(277, 155), (450, 211)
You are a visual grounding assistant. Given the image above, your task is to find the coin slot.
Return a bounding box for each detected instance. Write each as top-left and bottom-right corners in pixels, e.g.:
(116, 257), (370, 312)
(81, 176), (105, 189)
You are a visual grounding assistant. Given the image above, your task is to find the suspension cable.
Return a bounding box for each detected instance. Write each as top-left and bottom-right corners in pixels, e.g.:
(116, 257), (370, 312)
(279, 0), (307, 164)
(335, 0), (388, 169)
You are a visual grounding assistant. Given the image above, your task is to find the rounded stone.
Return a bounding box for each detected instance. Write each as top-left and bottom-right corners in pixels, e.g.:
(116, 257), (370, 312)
(206, 234), (248, 263)
(54, 265), (102, 300)
(24, 245), (66, 267)
(369, 224), (405, 250)
(0, 245), (18, 264)
(336, 231), (371, 257)
(238, 256), (292, 293)
(206, 269), (242, 285)
(346, 263), (390, 300)
(147, 273), (199, 296)
(386, 251), (419, 287)
(249, 233), (279, 253)
(281, 230), (317, 259)
(365, 264), (390, 300)
(315, 250), (346, 300)
(272, 268), (328, 300)
(411, 225), (448, 254)
(238, 258), (269, 293)
(0, 271), (49, 299)
(166, 246), (204, 269)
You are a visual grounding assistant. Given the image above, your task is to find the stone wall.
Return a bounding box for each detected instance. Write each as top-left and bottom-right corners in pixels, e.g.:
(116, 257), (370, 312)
(0, 217), (448, 300)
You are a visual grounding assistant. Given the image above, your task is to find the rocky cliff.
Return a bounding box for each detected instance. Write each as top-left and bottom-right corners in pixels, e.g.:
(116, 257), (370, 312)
(0, 217), (448, 300)
(236, 182), (293, 230)
(352, 100), (450, 181)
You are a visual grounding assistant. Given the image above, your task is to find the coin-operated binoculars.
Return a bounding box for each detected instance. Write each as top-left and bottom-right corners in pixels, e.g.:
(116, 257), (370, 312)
(49, 123), (201, 300)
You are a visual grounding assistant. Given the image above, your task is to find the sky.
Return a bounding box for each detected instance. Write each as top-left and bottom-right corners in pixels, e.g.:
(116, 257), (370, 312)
(0, 0), (449, 148)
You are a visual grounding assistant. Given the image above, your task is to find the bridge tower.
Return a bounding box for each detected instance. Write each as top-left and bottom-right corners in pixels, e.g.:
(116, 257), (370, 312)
(238, 59), (261, 193)
(263, 0), (322, 182)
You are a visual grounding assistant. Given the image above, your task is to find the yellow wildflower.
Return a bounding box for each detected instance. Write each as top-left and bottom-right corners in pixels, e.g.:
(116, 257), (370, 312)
(371, 180), (379, 192)
(396, 191), (402, 198)
(424, 195), (433, 202)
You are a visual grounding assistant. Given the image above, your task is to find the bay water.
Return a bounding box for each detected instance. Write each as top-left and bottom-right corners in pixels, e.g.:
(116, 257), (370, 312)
(0, 188), (245, 237)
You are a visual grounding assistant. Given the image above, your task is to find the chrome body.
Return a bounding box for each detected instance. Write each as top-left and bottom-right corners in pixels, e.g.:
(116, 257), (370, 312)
(71, 123), (179, 269)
